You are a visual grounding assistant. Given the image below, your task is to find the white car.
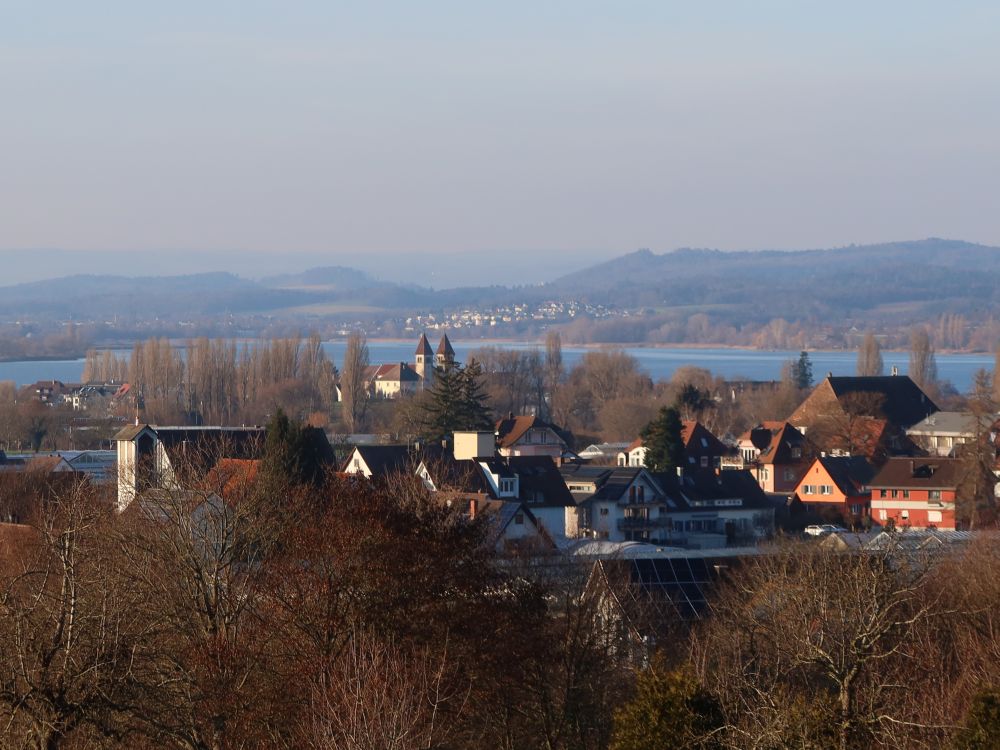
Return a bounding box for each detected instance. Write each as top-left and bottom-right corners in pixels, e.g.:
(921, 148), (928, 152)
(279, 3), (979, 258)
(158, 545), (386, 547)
(804, 524), (848, 537)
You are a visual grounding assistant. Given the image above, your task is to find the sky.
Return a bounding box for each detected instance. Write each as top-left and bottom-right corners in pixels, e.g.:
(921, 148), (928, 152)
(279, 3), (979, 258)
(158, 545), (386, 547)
(2, 1), (999, 286)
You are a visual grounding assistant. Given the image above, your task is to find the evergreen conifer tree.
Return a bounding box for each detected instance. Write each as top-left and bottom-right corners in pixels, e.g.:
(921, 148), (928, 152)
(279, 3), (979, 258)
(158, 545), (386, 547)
(640, 406), (685, 473)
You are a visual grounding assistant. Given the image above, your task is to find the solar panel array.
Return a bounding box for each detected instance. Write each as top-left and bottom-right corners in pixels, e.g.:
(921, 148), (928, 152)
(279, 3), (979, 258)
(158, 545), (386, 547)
(630, 557), (715, 621)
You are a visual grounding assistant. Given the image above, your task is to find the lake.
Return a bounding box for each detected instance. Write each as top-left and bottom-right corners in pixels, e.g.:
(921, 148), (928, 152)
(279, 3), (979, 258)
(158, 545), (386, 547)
(0, 342), (993, 392)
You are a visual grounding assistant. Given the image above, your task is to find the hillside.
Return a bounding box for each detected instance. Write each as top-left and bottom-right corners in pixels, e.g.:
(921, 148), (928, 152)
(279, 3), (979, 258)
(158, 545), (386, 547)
(546, 239), (1000, 324)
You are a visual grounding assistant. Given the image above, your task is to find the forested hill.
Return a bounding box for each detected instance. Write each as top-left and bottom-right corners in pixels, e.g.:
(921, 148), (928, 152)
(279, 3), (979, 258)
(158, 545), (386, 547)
(545, 239), (1000, 319)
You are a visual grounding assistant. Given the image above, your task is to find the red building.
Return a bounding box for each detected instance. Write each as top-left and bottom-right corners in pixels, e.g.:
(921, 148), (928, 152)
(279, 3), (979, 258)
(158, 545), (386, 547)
(869, 457), (962, 530)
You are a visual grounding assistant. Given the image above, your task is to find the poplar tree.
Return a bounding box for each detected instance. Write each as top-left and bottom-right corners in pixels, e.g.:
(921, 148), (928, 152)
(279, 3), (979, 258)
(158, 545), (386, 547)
(856, 333), (884, 376)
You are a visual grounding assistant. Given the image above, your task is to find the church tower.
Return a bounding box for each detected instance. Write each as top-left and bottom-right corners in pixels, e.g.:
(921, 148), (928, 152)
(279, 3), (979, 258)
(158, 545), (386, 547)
(436, 333), (456, 370)
(415, 333), (434, 382)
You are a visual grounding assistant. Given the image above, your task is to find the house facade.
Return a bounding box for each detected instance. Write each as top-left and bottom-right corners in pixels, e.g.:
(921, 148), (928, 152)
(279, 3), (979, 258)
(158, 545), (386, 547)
(495, 415), (569, 459)
(869, 457), (962, 530)
(736, 422), (814, 493)
(794, 455), (876, 523)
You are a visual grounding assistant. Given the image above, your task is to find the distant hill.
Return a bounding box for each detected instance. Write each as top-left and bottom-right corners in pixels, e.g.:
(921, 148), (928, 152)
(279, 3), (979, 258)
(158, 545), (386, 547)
(2, 239), (998, 332)
(260, 266), (378, 291)
(545, 238), (1000, 323)
(0, 272), (314, 318)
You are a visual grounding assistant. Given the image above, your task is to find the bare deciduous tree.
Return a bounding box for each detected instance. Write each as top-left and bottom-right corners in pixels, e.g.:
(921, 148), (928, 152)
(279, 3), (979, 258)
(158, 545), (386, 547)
(856, 333), (884, 377)
(693, 542), (948, 749)
(909, 327), (938, 393)
(340, 332), (370, 433)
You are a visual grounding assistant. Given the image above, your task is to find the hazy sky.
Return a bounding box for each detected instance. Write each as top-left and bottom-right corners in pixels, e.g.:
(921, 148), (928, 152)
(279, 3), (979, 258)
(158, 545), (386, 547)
(2, 1), (999, 283)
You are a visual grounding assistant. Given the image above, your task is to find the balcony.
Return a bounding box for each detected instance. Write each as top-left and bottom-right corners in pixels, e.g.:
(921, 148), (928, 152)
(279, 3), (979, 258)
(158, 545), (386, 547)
(617, 516), (671, 531)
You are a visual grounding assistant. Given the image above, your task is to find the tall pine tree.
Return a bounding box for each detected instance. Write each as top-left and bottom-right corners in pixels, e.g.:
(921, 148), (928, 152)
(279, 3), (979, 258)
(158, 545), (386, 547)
(421, 362), (493, 441)
(640, 406), (685, 473)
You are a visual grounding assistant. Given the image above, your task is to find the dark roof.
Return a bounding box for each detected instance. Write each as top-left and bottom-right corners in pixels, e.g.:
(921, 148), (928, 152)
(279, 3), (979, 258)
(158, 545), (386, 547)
(415, 333), (433, 357)
(347, 445), (411, 477)
(153, 427), (265, 483)
(869, 457), (965, 490)
(421, 454), (495, 496)
(506, 455), (575, 507)
(560, 464), (659, 504)
(437, 333), (455, 357)
(654, 469), (773, 511)
(826, 375), (938, 428)
(742, 422), (810, 464)
(816, 455), (877, 497)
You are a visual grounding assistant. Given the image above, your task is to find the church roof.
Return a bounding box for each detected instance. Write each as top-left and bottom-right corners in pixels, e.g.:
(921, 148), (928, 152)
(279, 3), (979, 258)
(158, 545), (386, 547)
(415, 333), (433, 357)
(437, 333), (455, 357)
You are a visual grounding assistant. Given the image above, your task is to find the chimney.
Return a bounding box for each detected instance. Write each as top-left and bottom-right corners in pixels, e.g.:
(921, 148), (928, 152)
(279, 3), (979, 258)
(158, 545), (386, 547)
(468, 498), (477, 520)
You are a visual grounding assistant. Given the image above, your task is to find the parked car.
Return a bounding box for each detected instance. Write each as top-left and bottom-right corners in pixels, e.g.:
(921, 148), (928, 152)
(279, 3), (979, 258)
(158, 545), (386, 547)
(804, 524), (848, 537)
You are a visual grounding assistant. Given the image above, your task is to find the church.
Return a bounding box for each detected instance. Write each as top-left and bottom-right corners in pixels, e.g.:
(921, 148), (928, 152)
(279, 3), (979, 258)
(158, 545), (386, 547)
(360, 333), (456, 399)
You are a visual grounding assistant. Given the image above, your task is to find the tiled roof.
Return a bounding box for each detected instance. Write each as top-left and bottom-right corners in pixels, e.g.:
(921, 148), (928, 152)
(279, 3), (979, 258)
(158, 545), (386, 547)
(507, 455), (575, 507)
(415, 333), (433, 357)
(495, 415), (567, 448)
(869, 457), (964, 490)
(437, 333), (455, 357)
(655, 469), (774, 511)
(815, 455), (877, 497)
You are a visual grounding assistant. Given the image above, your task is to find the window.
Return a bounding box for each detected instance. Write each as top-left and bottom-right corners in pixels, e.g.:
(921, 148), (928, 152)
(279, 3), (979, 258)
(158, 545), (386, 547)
(902, 490), (910, 499)
(901, 510), (909, 520)
(629, 486), (636, 502)
(928, 510), (942, 523)
(880, 489), (887, 498)
(802, 484), (815, 495)
(791, 447), (802, 458)
(637, 485), (645, 502)
(929, 490), (942, 501)
(879, 509), (888, 521)
(891, 490), (899, 499)
(599, 507), (609, 516)
(514, 513), (524, 525)
(700, 456), (709, 468)
(783, 468), (796, 481)
(701, 438), (708, 448)
(820, 485), (833, 495)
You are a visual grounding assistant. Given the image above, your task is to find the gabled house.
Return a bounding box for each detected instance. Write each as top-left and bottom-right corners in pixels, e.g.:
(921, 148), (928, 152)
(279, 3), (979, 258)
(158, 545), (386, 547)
(794, 455), (877, 523)
(618, 421), (728, 472)
(560, 464), (667, 543)
(470, 498), (552, 554)
(869, 457), (963, 530)
(789, 375), (938, 457)
(654, 469), (776, 548)
(736, 422), (814, 493)
(364, 363), (423, 399)
(506, 455), (577, 538)
(906, 411), (1000, 458)
(114, 424), (267, 511)
(495, 415), (570, 459)
(579, 442), (630, 464)
(342, 444), (412, 479)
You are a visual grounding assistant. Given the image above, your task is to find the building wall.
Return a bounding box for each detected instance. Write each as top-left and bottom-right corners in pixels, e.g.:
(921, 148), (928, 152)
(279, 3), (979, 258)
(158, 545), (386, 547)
(871, 488), (957, 529)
